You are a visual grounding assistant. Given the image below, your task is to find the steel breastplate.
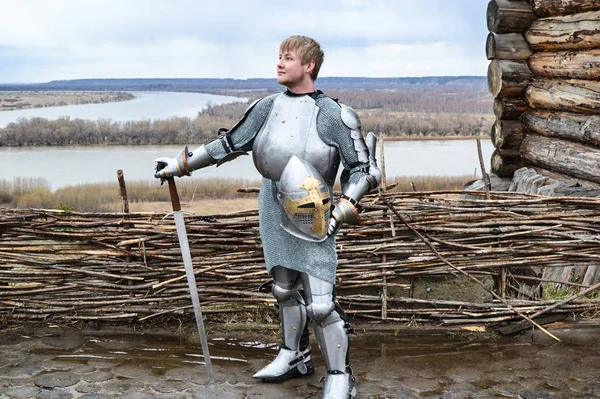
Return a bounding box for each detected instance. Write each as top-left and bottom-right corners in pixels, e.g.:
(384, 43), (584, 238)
(252, 94), (340, 186)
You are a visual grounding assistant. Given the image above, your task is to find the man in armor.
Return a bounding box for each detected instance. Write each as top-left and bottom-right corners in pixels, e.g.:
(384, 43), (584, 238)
(155, 35), (381, 399)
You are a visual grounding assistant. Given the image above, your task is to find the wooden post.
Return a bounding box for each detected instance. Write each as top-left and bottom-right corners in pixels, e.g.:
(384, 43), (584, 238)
(478, 137), (506, 297)
(500, 268), (507, 299)
(379, 133), (387, 320)
(117, 169), (129, 213)
(378, 132), (387, 191)
(381, 251), (388, 321)
(476, 139), (491, 200)
(117, 169), (133, 297)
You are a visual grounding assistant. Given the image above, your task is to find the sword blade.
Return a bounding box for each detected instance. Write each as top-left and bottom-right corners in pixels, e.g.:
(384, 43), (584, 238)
(173, 210), (215, 382)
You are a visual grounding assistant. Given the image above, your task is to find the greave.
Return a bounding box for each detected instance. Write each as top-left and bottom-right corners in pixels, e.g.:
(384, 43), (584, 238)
(280, 297), (306, 350)
(313, 314), (355, 399)
(313, 316), (348, 373)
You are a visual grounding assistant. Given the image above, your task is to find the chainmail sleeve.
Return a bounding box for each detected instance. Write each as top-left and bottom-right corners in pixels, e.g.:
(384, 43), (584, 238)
(314, 95), (370, 184)
(204, 94), (277, 161)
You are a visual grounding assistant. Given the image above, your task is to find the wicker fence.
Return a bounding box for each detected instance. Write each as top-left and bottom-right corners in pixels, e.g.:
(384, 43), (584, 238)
(2, 191), (600, 331)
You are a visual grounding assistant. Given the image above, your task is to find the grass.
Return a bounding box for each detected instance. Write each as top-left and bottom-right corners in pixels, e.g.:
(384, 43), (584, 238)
(542, 285), (580, 301)
(0, 174), (476, 213)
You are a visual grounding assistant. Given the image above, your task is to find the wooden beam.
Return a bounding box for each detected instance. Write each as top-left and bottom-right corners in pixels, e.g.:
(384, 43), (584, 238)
(520, 134), (600, 184)
(525, 79), (600, 114)
(525, 11), (600, 51)
(529, 0), (600, 18)
(522, 110), (600, 147)
(529, 49), (600, 79)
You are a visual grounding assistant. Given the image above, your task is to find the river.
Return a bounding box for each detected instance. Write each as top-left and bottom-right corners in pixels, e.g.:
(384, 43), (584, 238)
(0, 91), (494, 190)
(2, 140), (493, 190)
(0, 91), (243, 128)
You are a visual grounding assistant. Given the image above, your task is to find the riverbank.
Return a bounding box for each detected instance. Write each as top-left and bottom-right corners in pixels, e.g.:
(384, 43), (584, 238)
(1, 318), (599, 398)
(0, 91), (134, 111)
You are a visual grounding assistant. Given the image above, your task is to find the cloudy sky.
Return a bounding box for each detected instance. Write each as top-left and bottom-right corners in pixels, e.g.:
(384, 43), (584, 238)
(1, 0), (489, 83)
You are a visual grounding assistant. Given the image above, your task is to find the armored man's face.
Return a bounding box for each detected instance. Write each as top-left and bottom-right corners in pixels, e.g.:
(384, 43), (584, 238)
(277, 49), (314, 91)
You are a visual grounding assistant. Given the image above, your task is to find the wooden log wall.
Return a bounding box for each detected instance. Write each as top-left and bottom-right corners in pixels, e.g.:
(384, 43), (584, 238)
(2, 191), (600, 327)
(486, 0), (535, 177)
(486, 0), (600, 182)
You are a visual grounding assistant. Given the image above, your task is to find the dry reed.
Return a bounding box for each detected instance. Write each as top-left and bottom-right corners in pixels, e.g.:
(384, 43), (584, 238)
(1, 175), (473, 212)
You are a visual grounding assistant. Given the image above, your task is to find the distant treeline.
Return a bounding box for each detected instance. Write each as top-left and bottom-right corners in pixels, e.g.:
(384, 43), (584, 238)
(327, 86), (491, 114)
(0, 86), (493, 147)
(0, 76), (487, 92)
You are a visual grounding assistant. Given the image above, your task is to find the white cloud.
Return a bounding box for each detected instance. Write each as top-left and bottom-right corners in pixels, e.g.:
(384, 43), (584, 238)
(0, 0), (489, 82)
(323, 42), (487, 78)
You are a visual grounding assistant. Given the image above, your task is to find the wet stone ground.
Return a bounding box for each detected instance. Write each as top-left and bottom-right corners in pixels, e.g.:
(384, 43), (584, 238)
(0, 320), (599, 399)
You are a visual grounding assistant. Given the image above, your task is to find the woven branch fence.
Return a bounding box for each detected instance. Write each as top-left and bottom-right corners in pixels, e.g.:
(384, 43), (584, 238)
(2, 191), (600, 329)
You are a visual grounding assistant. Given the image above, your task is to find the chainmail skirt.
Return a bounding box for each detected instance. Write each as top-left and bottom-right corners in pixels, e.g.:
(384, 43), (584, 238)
(258, 177), (338, 284)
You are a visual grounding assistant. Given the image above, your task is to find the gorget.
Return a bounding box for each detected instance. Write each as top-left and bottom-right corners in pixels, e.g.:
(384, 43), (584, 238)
(252, 93), (340, 186)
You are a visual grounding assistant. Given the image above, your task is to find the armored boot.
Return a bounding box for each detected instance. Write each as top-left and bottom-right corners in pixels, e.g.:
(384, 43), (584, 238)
(252, 345), (313, 382)
(253, 296), (314, 382)
(322, 367), (356, 399)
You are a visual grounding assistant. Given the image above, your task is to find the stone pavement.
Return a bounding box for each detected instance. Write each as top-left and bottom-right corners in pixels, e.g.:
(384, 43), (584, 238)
(1, 321), (600, 398)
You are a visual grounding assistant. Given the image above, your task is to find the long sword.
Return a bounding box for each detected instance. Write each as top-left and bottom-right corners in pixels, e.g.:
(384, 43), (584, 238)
(166, 177), (215, 382)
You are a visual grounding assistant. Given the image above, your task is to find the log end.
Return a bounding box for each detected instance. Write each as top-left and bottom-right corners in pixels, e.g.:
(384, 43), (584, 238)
(486, 1), (500, 33)
(488, 61), (501, 98)
(491, 120), (503, 148)
(486, 33), (496, 60)
(491, 148), (523, 177)
(494, 97), (528, 120)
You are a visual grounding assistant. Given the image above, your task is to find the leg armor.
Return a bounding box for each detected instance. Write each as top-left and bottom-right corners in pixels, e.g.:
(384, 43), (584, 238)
(253, 266), (314, 382)
(302, 274), (356, 399)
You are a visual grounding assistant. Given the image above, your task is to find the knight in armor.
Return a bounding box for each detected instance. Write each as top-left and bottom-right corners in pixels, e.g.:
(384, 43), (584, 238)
(154, 35), (381, 399)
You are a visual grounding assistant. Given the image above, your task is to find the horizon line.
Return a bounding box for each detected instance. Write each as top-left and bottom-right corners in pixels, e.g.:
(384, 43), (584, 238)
(1, 75), (487, 85)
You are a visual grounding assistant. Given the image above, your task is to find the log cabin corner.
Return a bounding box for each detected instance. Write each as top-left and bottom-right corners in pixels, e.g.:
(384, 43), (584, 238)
(484, 0), (600, 290)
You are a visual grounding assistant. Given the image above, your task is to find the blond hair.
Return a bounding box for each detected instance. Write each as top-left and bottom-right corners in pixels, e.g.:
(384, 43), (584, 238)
(280, 35), (324, 81)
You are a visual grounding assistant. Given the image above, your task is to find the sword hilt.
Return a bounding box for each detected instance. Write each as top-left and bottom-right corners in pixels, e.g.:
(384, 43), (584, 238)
(167, 177), (182, 212)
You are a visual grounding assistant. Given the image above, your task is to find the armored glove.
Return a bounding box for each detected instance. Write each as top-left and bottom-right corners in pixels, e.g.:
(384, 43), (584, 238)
(327, 132), (381, 237)
(154, 146), (191, 180)
(154, 145), (216, 180)
(328, 197), (361, 236)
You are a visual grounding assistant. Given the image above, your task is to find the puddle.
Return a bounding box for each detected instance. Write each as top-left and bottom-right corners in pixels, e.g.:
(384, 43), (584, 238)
(35, 332), (265, 369)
